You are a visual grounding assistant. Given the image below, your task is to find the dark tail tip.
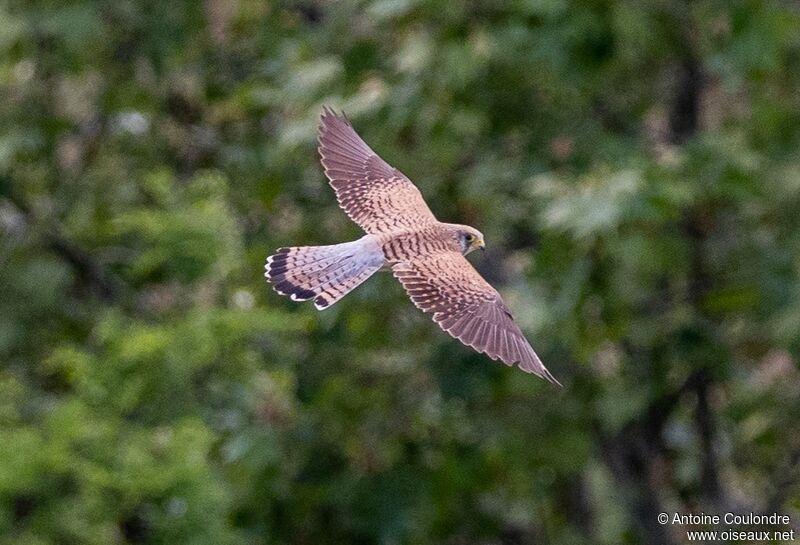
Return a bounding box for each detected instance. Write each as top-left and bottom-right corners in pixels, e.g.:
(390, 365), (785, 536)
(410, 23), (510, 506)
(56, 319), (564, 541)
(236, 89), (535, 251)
(272, 279), (317, 301)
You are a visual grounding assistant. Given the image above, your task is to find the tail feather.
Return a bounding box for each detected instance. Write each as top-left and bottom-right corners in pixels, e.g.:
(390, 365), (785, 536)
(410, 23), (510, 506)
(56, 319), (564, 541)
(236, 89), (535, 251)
(264, 238), (384, 310)
(267, 253), (346, 285)
(268, 249), (347, 279)
(311, 263), (377, 309)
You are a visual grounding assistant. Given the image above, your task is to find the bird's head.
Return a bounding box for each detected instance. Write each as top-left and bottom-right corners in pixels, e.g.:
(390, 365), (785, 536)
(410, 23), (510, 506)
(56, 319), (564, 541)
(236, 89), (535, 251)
(454, 225), (485, 256)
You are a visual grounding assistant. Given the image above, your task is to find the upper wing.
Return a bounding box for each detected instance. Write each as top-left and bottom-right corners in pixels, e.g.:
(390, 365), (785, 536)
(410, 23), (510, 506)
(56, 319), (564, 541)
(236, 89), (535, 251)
(392, 252), (559, 384)
(318, 107), (437, 234)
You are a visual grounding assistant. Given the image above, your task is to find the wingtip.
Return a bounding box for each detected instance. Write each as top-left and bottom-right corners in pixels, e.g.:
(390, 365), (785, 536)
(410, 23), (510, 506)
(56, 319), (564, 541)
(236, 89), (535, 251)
(528, 359), (562, 386)
(318, 106), (342, 151)
(515, 360), (562, 386)
(319, 105), (346, 123)
(541, 367), (563, 387)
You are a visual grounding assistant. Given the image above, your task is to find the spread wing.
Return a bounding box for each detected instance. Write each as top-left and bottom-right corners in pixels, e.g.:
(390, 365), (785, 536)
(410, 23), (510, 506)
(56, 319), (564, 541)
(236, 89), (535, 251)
(318, 107), (437, 234)
(392, 252), (559, 384)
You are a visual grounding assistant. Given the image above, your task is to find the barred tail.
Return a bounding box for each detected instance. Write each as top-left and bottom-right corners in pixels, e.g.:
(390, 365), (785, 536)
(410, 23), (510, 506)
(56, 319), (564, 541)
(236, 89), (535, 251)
(264, 238), (384, 310)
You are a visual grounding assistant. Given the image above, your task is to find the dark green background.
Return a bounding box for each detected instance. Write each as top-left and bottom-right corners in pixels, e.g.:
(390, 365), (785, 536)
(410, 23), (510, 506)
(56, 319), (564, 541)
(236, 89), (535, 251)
(1, 1), (799, 543)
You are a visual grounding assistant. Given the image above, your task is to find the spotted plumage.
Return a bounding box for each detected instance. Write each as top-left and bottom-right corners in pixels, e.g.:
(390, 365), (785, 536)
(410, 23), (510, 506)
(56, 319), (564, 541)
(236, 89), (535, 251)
(264, 107), (559, 384)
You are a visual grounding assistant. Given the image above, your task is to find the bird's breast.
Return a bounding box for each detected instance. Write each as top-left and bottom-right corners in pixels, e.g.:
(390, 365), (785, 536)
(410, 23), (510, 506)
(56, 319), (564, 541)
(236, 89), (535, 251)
(379, 226), (458, 262)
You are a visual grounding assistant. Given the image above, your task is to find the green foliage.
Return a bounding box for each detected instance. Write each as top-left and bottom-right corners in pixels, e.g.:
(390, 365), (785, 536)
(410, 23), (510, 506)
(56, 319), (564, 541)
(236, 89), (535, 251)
(1, 1), (800, 544)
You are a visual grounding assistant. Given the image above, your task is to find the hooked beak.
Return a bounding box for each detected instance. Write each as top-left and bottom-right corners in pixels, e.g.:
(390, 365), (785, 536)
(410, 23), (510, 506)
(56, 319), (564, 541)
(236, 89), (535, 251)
(478, 239), (486, 252)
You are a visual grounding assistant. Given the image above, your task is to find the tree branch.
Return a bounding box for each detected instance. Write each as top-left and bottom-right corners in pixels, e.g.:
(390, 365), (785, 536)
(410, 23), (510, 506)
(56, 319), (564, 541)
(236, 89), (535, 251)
(0, 181), (122, 302)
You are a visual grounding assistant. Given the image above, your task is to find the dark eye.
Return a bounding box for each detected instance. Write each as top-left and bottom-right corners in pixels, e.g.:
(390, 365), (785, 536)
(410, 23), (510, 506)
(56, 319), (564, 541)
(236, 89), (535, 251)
(465, 234), (474, 242)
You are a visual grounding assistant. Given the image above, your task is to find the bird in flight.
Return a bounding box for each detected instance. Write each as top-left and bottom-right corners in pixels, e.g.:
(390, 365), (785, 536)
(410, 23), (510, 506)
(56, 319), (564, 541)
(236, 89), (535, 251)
(265, 107), (559, 384)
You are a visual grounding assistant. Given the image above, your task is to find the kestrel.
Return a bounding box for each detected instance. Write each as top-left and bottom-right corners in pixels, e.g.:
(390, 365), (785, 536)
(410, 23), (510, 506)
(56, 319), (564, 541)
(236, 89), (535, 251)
(265, 107), (559, 384)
